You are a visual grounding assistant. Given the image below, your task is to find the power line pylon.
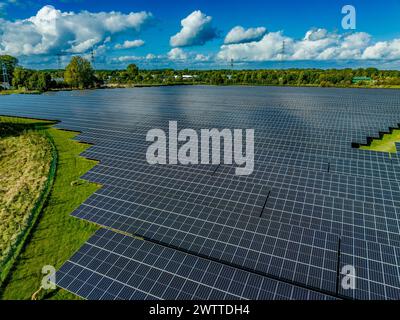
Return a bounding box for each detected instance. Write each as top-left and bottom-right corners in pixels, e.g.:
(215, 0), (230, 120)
(56, 53), (63, 70)
(1, 62), (10, 89)
(281, 40), (286, 61)
(90, 47), (95, 68)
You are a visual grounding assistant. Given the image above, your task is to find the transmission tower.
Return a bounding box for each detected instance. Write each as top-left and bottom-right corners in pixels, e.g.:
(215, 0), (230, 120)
(90, 47), (95, 68)
(56, 53), (63, 70)
(280, 40), (286, 61)
(1, 62), (10, 89)
(226, 58), (234, 81)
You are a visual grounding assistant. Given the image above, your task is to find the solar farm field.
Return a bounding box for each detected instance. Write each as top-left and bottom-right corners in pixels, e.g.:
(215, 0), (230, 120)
(1, 85), (400, 300)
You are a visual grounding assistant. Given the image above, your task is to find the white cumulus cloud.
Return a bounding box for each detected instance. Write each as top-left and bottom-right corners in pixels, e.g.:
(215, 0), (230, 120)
(362, 39), (400, 60)
(0, 5), (152, 56)
(170, 10), (217, 47)
(194, 53), (210, 61)
(167, 48), (188, 60)
(112, 55), (142, 62)
(218, 31), (288, 61)
(218, 28), (400, 62)
(224, 26), (267, 44)
(146, 53), (156, 60)
(115, 39), (145, 49)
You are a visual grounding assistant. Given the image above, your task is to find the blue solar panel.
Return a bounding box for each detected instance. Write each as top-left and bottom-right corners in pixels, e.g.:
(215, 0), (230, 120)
(1, 86), (400, 300)
(56, 229), (336, 300)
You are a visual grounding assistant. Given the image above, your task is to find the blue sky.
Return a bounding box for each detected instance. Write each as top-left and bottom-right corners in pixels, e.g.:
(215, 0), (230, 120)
(0, 0), (400, 69)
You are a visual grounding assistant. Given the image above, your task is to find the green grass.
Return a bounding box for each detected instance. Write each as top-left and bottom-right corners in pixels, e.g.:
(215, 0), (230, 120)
(360, 129), (400, 153)
(0, 119), (53, 285)
(0, 89), (42, 95)
(0, 117), (100, 300)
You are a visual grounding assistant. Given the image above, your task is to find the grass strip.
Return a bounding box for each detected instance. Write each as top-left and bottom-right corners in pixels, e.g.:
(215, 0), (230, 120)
(0, 120), (55, 287)
(360, 129), (400, 153)
(0, 117), (100, 300)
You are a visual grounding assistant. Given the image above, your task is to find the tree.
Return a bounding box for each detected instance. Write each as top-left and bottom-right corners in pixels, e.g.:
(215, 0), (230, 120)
(12, 67), (31, 89)
(211, 73), (224, 85)
(64, 56), (95, 89)
(0, 55), (19, 83)
(28, 72), (39, 90)
(36, 72), (51, 91)
(127, 64), (139, 78)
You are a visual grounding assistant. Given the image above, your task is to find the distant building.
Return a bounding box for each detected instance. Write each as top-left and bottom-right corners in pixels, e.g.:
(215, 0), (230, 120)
(174, 74), (197, 80)
(182, 75), (194, 80)
(0, 83), (11, 90)
(352, 76), (372, 83)
(52, 77), (65, 83)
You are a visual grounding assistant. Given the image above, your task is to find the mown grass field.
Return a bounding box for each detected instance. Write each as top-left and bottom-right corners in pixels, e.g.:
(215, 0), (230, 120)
(360, 129), (400, 153)
(0, 116), (100, 300)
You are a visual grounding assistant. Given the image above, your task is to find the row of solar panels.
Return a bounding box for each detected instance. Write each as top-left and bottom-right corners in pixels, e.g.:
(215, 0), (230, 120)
(3, 98), (400, 147)
(57, 228), (336, 300)
(58, 228), (400, 300)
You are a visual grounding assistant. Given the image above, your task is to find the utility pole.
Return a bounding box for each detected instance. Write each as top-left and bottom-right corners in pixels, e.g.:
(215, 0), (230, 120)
(1, 62), (10, 89)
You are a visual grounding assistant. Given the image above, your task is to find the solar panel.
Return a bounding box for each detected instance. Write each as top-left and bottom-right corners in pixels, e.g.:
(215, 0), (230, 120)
(56, 228), (336, 300)
(339, 237), (400, 300)
(71, 186), (339, 293)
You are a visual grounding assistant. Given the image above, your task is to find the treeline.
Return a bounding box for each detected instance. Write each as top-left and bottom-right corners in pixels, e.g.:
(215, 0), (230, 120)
(12, 67), (54, 91)
(2, 54), (400, 92)
(97, 67), (400, 87)
(1, 55), (99, 92)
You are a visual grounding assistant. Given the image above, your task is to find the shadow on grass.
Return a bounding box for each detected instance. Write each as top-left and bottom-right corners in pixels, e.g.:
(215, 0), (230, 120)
(0, 121), (56, 139)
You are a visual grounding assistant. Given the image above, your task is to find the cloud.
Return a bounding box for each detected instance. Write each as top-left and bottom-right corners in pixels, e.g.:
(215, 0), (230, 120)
(224, 26), (267, 44)
(194, 53), (210, 61)
(167, 47), (187, 60)
(112, 50), (213, 67)
(170, 10), (217, 47)
(115, 39), (145, 49)
(362, 39), (400, 60)
(0, 5), (152, 56)
(218, 28), (400, 62)
(218, 31), (288, 61)
(112, 55), (142, 62)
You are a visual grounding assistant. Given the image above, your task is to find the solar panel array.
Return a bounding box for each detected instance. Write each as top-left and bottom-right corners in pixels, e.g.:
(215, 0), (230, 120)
(57, 228), (334, 300)
(1, 86), (400, 300)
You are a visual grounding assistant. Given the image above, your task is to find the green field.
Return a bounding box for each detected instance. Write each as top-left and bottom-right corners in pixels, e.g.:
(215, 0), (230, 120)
(0, 117), (100, 300)
(360, 130), (400, 153)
